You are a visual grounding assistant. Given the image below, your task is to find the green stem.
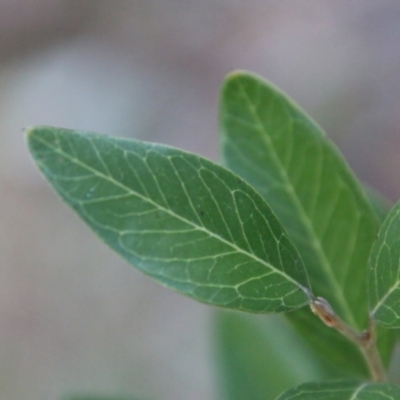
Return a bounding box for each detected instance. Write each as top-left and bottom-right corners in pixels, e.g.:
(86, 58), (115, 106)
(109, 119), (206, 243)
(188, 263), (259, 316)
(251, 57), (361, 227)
(310, 297), (386, 382)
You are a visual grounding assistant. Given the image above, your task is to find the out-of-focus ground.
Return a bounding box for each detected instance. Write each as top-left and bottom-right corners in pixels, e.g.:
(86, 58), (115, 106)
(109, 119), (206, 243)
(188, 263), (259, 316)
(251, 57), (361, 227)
(1, 1), (400, 399)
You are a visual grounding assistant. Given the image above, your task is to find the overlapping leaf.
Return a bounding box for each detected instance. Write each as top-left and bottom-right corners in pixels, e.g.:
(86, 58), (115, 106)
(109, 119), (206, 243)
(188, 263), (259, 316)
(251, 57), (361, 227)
(214, 312), (324, 400)
(219, 71), (387, 374)
(369, 200), (400, 328)
(27, 126), (311, 313)
(276, 381), (400, 400)
(219, 71), (378, 325)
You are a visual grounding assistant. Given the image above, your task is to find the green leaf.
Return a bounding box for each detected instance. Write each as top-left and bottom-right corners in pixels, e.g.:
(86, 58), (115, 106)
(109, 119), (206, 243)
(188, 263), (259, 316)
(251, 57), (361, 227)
(26, 126), (311, 313)
(369, 200), (400, 328)
(219, 70), (378, 326)
(219, 71), (387, 374)
(214, 312), (325, 400)
(276, 381), (400, 400)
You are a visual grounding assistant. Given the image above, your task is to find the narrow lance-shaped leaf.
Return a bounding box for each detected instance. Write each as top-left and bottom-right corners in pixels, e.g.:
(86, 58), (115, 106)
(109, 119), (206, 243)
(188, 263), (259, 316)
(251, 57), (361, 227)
(219, 71), (393, 375)
(276, 381), (400, 400)
(369, 199), (400, 328)
(27, 126), (311, 313)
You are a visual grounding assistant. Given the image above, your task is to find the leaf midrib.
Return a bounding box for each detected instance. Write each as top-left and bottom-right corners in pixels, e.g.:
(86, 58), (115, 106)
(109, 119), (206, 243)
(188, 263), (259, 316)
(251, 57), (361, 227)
(348, 383), (368, 400)
(30, 132), (310, 296)
(236, 79), (356, 326)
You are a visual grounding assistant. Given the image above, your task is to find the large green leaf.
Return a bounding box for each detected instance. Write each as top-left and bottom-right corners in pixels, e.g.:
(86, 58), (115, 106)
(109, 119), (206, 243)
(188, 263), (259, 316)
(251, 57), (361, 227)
(214, 312), (325, 400)
(219, 71), (378, 326)
(276, 381), (400, 400)
(369, 200), (400, 328)
(27, 126), (311, 313)
(219, 71), (387, 375)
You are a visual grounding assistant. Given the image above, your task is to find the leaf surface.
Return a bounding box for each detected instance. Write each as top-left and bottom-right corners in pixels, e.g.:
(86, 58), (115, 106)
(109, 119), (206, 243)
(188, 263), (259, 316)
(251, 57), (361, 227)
(27, 126), (310, 313)
(219, 71), (390, 375)
(219, 71), (378, 326)
(214, 312), (324, 400)
(369, 200), (400, 328)
(277, 381), (400, 400)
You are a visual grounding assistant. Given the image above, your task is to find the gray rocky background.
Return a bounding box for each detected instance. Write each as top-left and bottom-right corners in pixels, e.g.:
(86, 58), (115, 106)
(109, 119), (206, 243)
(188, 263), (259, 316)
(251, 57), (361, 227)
(1, 1), (400, 399)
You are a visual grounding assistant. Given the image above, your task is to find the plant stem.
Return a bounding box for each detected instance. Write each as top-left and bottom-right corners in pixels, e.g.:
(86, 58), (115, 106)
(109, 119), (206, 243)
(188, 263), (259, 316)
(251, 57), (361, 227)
(359, 319), (387, 382)
(310, 297), (387, 382)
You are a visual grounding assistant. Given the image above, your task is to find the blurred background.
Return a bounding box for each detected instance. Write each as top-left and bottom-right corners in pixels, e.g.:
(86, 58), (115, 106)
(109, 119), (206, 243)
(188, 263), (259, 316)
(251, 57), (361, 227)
(1, 1), (400, 399)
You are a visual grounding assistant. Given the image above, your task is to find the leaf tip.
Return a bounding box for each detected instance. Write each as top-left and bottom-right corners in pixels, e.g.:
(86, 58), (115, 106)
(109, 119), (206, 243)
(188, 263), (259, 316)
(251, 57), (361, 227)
(24, 125), (50, 142)
(24, 126), (41, 152)
(222, 69), (255, 86)
(224, 69), (247, 79)
(24, 125), (35, 137)
(220, 70), (262, 107)
(24, 125), (54, 135)
(25, 126), (61, 159)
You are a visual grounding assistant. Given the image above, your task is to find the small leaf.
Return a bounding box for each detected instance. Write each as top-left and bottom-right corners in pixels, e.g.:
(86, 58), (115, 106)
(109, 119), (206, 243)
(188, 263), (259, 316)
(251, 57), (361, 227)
(214, 312), (325, 400)
(369, 200), (400, 328)
(27, 126), (311, 313)
(276, 381), (400, 400)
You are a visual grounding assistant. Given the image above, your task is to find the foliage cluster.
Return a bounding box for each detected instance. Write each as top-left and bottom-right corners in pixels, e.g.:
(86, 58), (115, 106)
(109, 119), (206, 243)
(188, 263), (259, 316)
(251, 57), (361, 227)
(27, 71), (400, 399)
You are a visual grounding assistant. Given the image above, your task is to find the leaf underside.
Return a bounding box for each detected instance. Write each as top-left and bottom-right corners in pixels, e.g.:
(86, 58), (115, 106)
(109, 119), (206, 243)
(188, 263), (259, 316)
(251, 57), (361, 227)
(369, 199), (400, 328)
(219, 71), (393, 375)
(277, 381), (400, 400)
(27, 126), (310, 314)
